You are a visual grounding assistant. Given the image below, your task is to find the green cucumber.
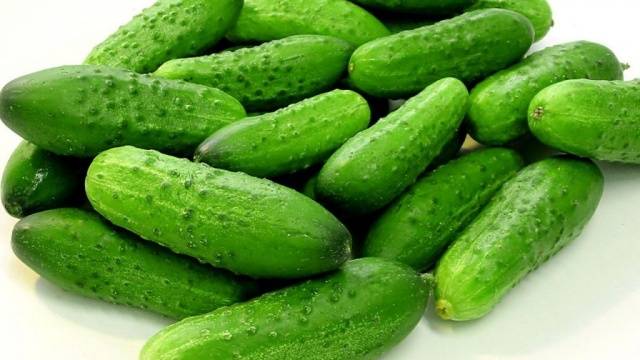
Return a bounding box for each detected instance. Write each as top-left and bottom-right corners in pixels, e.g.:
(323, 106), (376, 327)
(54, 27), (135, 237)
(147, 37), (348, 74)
(348, 9), (534, 98)
(2, 142), (85, 218)
(352, 0), (474, 15)
(141, 257), (429, 360)
(226, 0), (391, 46)
(316, 78), (468, 214)
(529, 79), (640, 164)
(84, 0), (243, 73)
(155, 35), (355, 112)
(12, 208), (257, 319)
(466, 0), (553, 41)
(428, 128), (466, 170)
(435, 157), (604, 321)
(468, 41), (623, 145)
(363, 148), (523, 271)
(302, 173), (320, 200)
(85, 146), (351, 279)
(0, 65), (245, 157)
(195, 90), (370, 178)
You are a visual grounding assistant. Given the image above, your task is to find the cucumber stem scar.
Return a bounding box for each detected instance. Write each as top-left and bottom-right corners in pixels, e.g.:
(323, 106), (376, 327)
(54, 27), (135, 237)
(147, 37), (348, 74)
(436, 299), (453, 320)
(532, 106), (545, 120)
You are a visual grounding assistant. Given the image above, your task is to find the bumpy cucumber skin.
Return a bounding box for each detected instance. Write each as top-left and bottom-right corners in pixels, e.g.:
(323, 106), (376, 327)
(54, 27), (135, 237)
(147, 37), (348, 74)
(348, 9), (534, 98)
(141, 257), (428, 360)
(85, 146), (351, 279)
(84, 0), (243, 73)
(467, 0), (552, 41)
(155, 35), (354, 112)
(1, 142), (84, 218)
(195, 90), (371, 178)
(435, 157), (604, 321)
(226, 0), (390, 46)
(353, 0), (474, 14)
(363, 148), (524, 271)
(529, 80), (640, 164)
(12, 208), (257, 319)
(0, 65), (246, 157)
(316, 78), (468, 214)
(468, 41), (623, 145)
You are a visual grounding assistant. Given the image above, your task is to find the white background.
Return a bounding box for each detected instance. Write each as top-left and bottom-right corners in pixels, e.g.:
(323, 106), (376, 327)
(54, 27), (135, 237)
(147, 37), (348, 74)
(1, 1), (639, 359)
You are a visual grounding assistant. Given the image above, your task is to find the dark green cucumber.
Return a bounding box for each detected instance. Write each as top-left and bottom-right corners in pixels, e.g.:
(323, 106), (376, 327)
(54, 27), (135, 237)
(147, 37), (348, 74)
(85, 146), (351, 279)
(195, 90), (370, 178)
(84, 0), (243, 73)
(302, 173), (320, 200)
(12, 208), (257, 319)
(363, 148), (523, 271)
(383, 17), (438, 33)
(428, 127), (466, 170)
(529, 79), (640, 164)
(2, 142), (85, 218)
(316, 78), (468, 214)
(141, 257), (429, 360)
(155, 35), (355, 112)
(435, 157), (604, 321)
(226, 0), (391, 46)
(353, 0), (474, 15)
(348, 9), (534, 98)
(468, 41), (623, 145)
(0, 65), (245, 157)
(466, 0), (553, 41)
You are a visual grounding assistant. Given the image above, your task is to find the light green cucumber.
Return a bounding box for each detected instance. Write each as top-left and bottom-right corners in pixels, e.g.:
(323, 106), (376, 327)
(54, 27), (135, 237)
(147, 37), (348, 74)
(195, 90), (370, 178)
(316, 78), (468, 214)
(467, 0), (553, 41)
(435, 157), (604, 321)
(141, 257), (429, 360)
(529, 79), (640, 164)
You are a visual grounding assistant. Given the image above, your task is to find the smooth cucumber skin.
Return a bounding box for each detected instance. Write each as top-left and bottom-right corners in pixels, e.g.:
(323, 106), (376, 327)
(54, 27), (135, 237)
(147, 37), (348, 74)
(363, 148), (524, 271)
(226, 0), (391, 46)
(12, 208), (257, 319)
(195, 90), (370, 178)
(435, 157), (604, 321)
(467, 0), (552, 41)
(2, 142), (84, 218)
(468, 41), (623, 145)
(84, 0), (243, 73)
(316, 78), (468, 214)
(528, 80), (640, 164)
(0, 65), (245, 157)
(352, 0), (474, 14)
(85, 146), (351, 279)
(348, 9), (534, 98)
(140, 258), (429, 360)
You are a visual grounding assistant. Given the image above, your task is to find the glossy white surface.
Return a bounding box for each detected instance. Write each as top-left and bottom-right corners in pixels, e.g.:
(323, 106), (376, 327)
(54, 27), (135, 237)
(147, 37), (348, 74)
(1, 1), (639, 359)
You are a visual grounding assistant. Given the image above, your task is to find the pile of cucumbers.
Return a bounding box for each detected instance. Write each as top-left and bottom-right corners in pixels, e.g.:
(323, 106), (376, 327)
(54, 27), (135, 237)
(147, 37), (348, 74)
(0, 0), (638, 359)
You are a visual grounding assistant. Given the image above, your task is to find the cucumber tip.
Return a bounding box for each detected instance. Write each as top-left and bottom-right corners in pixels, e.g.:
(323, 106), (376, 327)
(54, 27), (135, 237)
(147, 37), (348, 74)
(435, 299), (453, 320)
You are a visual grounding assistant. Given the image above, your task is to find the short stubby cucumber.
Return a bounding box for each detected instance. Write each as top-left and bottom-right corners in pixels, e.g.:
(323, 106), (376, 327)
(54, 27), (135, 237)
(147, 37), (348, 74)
(529, 79), (640, 164)
(226, 0), (390, 46)
(316, 78), (468, 214)
(155, 35), (354, 112)
(195, 90), (371, 178)
(2, 142), (85, 218)
(0, 65), (246, 157)
(352, 0), (475, 15)
(84, 0), (243, 73)
(12, 208), (257, 319)
(466, 0), (553, 41)
(348, 9), (534, 98)
(363, 148), (524, 271)
(435, 157), (604, 321)
(468, 41), (623, 145)
(85, 146), (352, 279)
(140, 257), (429, 360)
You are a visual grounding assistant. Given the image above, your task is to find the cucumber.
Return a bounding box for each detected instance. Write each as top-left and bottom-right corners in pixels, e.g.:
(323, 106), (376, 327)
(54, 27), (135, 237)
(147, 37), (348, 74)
(468, 41), (623, 145)
(352, 0), (474, 15)
(195, 90), (371, 178)
(316, 78), (468, 214)
(348, 9), (534, 98)
(0, 65), (245, 157)
(466, 0), (553, 41)
(226, 0), (391, 46)
(12, 208), (256, 319)
(383, 17), (438, 33)
(140, 257), (429, 360)
(435, 157), (604, 321)
(84, 0), (243, 73)
(302, 173), (319, 200)
(529, 79), (640, 164)
(428, 128), (466, 170)
(363, 148), (523, 271)
(2, 142), (85, 218)
(85, 146), (351, 279)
